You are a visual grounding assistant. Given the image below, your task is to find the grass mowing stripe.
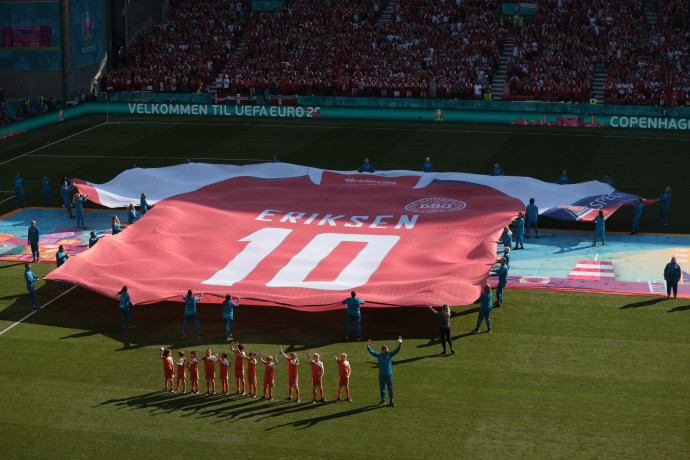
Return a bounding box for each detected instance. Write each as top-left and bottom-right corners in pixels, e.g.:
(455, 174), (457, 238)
(0, 121), (109, 166)
(0, 285), (76, 336)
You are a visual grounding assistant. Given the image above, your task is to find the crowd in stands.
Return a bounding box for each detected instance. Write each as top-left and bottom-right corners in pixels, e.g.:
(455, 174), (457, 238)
(102, 0), (247, 94)
(101, 0), (690, 106)
(603, 0), (690, 105)
(216, 0), (502, 99)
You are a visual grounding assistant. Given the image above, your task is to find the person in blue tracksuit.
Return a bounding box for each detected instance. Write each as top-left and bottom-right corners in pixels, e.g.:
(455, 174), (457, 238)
(525, 198), (539, 238)
(490, 163), (504, 176)
(88, 231), (100, 248)
(657, 186), (671, 225)
(366, 336), (402, 407)
(127, 204), (140, 224)
(222, 294), (240, 341)
(73, 193), (89, 229)
(663, 257), (681, 299)
(342, 290), (365, 341)
(600, 174), (613, 186)
(494, 257), (509, 307)
(628, 198), (644, 235)
(111, 216), (122, 234)
(270, 154), (279, 163)
(61, 181), (75, 219)
(55, 245), (69, 289)
(182, 290), (203, 337)
(27, 220), (40, 262)
(14, 172), (26, 208)
(423, 157), (433, 172)
(140, 193), (154, 215)
(501, 246), (511, 266)
(472, 284), (493, 334)
(593, 210), (606, 246)
(358, 158), (375, 173)
(118, 285), (134, 328)
(24, 263), (42, 311)
(556, 169), (568, 184)
(512, 212), (525, 249)
(500, 226), (512, 249)
(41, 175), (52, 206)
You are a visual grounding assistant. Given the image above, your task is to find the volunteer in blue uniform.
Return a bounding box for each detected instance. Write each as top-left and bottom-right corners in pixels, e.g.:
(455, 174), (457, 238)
(118, 286), (134, 328)
(14, 172), (26, 208)
(600, 174), (613, 186)
(28, 220), (40, 262)
(657, 186), (671, 225)
(494, 257), (509, 307)
(41, 175), (52, 206)
(61, 181), (75, 219)
(556, 169), (568, 184)
(490, 163), (504, 176)
(512, 212), (525, 249)
(663, 257), (681, 299)
(89, 231), (100, 248)
(342, 290), (364, 341)
(222, 294), (240, 342)
(73, 193), (89, 229)
(358, 158), (375, 173)
(525, 198), (539, 238)
(366, 336), (402, 407)
(55, 245), (69, 289)
(182, 290), (203, 337)
(593, 210), (606, 246)
(127, 204), (140, 224)
(423, 157), (433, 172)
(270, 154), (279, 163)
(112, 216), (122, 234)
(140, 193), (154, 215)
(472, 284), (493, 334)
(629, 198), (644, 234)
(24, 263), (42, 311)
(501, 226), (512, 249)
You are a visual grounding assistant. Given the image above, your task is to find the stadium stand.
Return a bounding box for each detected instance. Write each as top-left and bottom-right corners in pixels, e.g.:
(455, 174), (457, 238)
(103, 0), (247, 94)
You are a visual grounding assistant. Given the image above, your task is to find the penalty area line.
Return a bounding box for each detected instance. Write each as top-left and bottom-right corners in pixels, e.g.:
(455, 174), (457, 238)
(0, 285), (76, 337)
(0, 121), (110, 167)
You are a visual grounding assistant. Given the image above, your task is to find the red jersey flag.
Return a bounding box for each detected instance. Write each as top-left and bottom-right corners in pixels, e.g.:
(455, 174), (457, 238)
(47, 170), (523, 310)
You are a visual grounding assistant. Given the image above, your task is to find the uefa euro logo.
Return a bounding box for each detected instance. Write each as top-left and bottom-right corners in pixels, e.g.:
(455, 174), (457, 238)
(432, 109), (445, 122)
(81, 10), (94, 42)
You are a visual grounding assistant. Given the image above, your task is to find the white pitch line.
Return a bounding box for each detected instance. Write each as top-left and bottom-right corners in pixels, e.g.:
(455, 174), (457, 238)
(0, 121), (109, 167)
(113, 120), (690, 141)
(0, 286), (76, 337)
(594, 254), (599, 261)
(0, 196), (16, 205)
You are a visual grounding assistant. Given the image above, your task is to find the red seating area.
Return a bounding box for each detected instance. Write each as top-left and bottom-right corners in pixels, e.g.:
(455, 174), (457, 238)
(216, 0), (503, 99)
(603, 0), (690, 106)
(103, 0), (246, 93)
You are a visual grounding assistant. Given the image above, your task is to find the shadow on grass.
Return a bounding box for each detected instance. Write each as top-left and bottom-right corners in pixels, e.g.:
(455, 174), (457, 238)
(668, 304), (690, 312)
(620, 297), (666, 309)
(0, 278), (480, 350)
(95, 390), (380, 426)
(266, 404), (381, 430)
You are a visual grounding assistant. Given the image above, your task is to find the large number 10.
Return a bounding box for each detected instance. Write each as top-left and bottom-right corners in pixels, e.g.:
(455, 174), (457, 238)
(201, 228), (400, 290)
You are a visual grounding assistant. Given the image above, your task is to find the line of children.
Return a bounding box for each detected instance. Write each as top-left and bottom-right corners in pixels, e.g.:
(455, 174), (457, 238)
(158, 344), (352, 404)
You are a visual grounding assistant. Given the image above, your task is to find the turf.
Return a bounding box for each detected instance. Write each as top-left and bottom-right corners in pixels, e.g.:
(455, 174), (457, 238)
(0, 114), (689, 458)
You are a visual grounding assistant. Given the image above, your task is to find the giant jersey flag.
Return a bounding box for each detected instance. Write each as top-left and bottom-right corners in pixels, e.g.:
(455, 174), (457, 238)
(46, 163), (639, 310)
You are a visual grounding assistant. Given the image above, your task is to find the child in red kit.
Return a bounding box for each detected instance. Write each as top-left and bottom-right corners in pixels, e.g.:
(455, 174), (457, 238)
(307, 352), (325, 404)
(174, 351), (186, 394)
(219, 352), (230, 395)
(187, 351), (200, 394)
(201, 348), (219, 395)
(259, 352), (278, 400)
(160, 348), (174, 392)
(246, 352), (258, 397)
(231, 342), (246, 395)
(334, 351), (352, 402)
(280, 346), (300, 402)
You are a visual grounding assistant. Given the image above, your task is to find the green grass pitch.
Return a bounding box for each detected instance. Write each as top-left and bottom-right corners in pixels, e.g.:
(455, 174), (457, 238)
(0, 115), (688, 459)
